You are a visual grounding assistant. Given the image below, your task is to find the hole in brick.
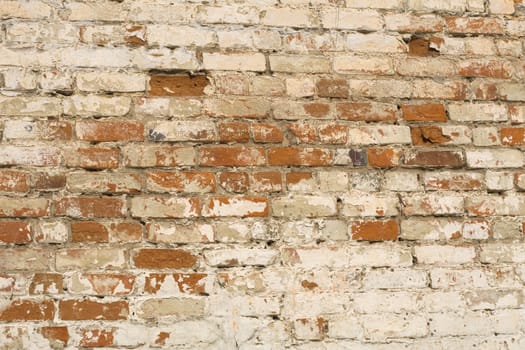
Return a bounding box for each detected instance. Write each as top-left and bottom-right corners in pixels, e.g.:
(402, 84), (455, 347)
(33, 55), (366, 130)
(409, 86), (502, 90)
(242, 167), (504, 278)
(408, 37), (440, 57)
(148, 73), (209, 97)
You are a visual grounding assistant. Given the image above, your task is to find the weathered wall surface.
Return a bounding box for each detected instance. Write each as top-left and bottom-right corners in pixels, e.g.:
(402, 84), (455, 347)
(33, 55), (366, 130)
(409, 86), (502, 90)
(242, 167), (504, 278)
(1, 0), (525, 348)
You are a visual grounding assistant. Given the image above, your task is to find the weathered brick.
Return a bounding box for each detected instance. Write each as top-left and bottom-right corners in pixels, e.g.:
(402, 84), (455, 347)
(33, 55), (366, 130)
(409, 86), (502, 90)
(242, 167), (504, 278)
(63, 96), (130, 117)
(122, 145), (195, 167)
(200, 146), (266, 166)
(67, 172), (142, 194)
(147, 222), (213, 244)
(76, 120), (144, 142)
(0, 221), (31, 244)
(56, 249), (126, 270)
(218, 122), (250, 143)
(411, 126), (471, 146)
(268, 147), (333, 166)
(0, 298), (55, 321)
(149, 74), (208, 96)
(59, 299), (128, 320)
(337, 102), (397, 122)
(402, 104), (447, 122)
(404, 150), (465, 168)
(203, 52), (265, 71)
(348, 126), (411, 145)
(77, 72), (146, 92)
(402, 193), (464, 216)
(64, 147), (120, 170)
(466, 149), (524, 168)
(55, 197), (126, 218)
(203, 197), (269, 217)
(130, 197), (199, 218)
(273, 195), (337, 218)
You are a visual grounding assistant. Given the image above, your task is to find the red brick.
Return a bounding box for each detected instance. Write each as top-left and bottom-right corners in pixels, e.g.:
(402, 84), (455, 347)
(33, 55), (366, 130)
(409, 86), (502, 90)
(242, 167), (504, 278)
(149, 74), (208, 96)
(252, 171), (282, 193)
(411, 126), (452, 146)
(337, 102), (397, 121)
(133, 249), (198, 269)
(33, 172), (66, 191)
(0, 221), (32, 244)
(55, 197), (126, 218)
(501, 128), (525, 145)
(76, 120), (144, 142)
(40, 120), (73, 140)
(29, 273), (63, 295)
(288, 122), (317, 143)
(73, 273), (135, 295)
(252, 123), (284, 143)
(316, 78), (349, 98)
(219, 172), (249, 193)
(0, 298), (55, 321)
(318, 124), (348, 144)
(286, 172), (314, 190)
(144, 273), (208, 295)
(65, 147), (120, 169)
(59, 299), (128, 320)
(458, 60), (512, 79)
(80, 329), (114, 347)
(303, 102), (331, 118)
(146, 171), (216, 193)
(40, 327), (69, 348)
(446, 17), (505, 34)
(268, 147), (333, 166)
(200, 146), (266, 166)
(368, 148), (402, 168)
(0, 170), (30, 193)
(352, 220), (399, 241)
(404, 150), (465, 167)
(402, 104), (447, 122)
(71, 221), (109, 243)
(203, 196), (269, 217)
(218, 122), (250, 143)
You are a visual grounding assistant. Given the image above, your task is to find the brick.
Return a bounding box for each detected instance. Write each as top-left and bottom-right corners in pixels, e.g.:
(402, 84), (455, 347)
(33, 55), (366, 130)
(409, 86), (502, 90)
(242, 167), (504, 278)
(501, 128), (525, 145)
(76, 120), (144, 142)
(0, 198), (49, 217)
(368, 148), (402, 167)
(363, 269), (428, 289)
(204, 97), (270, 118)
(200, 146), (266, 166)
(414, 245), (476, 265)
(67, 172), (141, 194)
(147, 120), (215, 142)
(466, 195), (525, 216)
(134, 97), (201, 118)
(361, 313), (428, 341)
(204, 249), (277, 267)
(402, 193), (464, 216)
(132, 47), (199, 70)
(466, 149), (524, 168)
(272, 195), (337, 217)
(286, 172), (316, 192)
(408, 37), (441, 57)
(77, 72), (146, 92)
(351, 220), (399, 241)
(63, 96), (130, 117)
(318, 124), (348, 144)
(404, 150), (465, 168)
(147, 221), (213, 244)
(268, 147), (333, 166)
(79, 24), (145, 46)
(56, 248), (126, 270)
(316, 78), (348, 98)
(341, 194), (399, 217)
(261, 8), (318, 28)
(273, 101), (332, 120)
(0, 221), (31, 244)
(322, 8), (382, 31)
(40, 327), (69, 348)
(347, 34), (406, 53)
(79, 329), (114, 347)
(29, 273), (62, 295)
(0, 249), (51, 271)
(55, 197), (125, 218)
(449, 103), (508, 122)
(69, 272), (135, 296)
(490, 0), (515, 13)
(146, 171), (215, 194)
(348, 126), (411, 145)
(203, 197), (269, 217)
(412, 80), (467, 100)
(218, 172), (249, 193)
(0, 170), (30, 193)
(143, 273), (210, 295)
(59, 299), (128, 320)
(385, 14), (444, 33)
(218, 122), (250, 143)
(270, 55), (330, 73)
(337, 102), (397, 122)
(397, 57), (455, 77)
(333, 55), (394, 75)
(411, 126), (471, 146)
(71, 221), (108, 243)
(147, 25), (215, 47)
(424, 171), (484, 190)
(149, 74), (208, 96)
(34, 220), (68, 243)
(252, 171), (282, 193)
(402, 104), (447, 122)
(0, 146), (60, 167)
(0, 298), (54, 321)
(123, 145), (195, 167)
(130, 197), (199, 218)
(446, 17), (505, 34)
(458, 59), (513, 79)
(65, 147), (119, 169)
(202, 52), (266, 71)
(252, 123), (284, 143)
(133, 249), (197, 269)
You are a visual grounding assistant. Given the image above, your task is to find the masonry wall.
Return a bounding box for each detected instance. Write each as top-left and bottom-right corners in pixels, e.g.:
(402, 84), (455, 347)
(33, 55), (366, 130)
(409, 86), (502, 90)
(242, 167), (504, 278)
(0, 0), (525, 348)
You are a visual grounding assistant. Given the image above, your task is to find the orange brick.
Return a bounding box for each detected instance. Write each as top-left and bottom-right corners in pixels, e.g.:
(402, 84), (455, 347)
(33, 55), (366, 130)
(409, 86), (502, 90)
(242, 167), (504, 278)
(352, 220), (399, 241)
(133, 249), (198, 269)
(149, 74), (208, 96)
(0, 298), (55, 321)
(55, 197), (126, 218)
(368, 148), (402, 168)
(337, 102), (397, 121)
(218, 122), (250, 143)
(76, 120), (144, 142)
(402, 104), (447, 122)
(0, 221), (32, 244)
(252, 123), (284, 143)
(252, 171), (282, 193)
(59, 299), (128, 320)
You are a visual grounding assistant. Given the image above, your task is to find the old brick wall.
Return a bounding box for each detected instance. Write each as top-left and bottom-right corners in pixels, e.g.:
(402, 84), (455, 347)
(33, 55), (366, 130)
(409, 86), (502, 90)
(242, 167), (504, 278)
(1, 0), (525, 348)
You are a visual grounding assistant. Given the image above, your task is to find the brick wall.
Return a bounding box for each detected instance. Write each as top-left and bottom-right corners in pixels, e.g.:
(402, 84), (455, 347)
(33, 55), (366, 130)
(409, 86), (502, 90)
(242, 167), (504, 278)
(1, 0), (525, 348)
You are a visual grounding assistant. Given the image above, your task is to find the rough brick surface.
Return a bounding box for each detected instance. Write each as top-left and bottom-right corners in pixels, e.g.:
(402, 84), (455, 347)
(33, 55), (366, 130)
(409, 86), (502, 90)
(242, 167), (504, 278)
(1, 1), (524, 348)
